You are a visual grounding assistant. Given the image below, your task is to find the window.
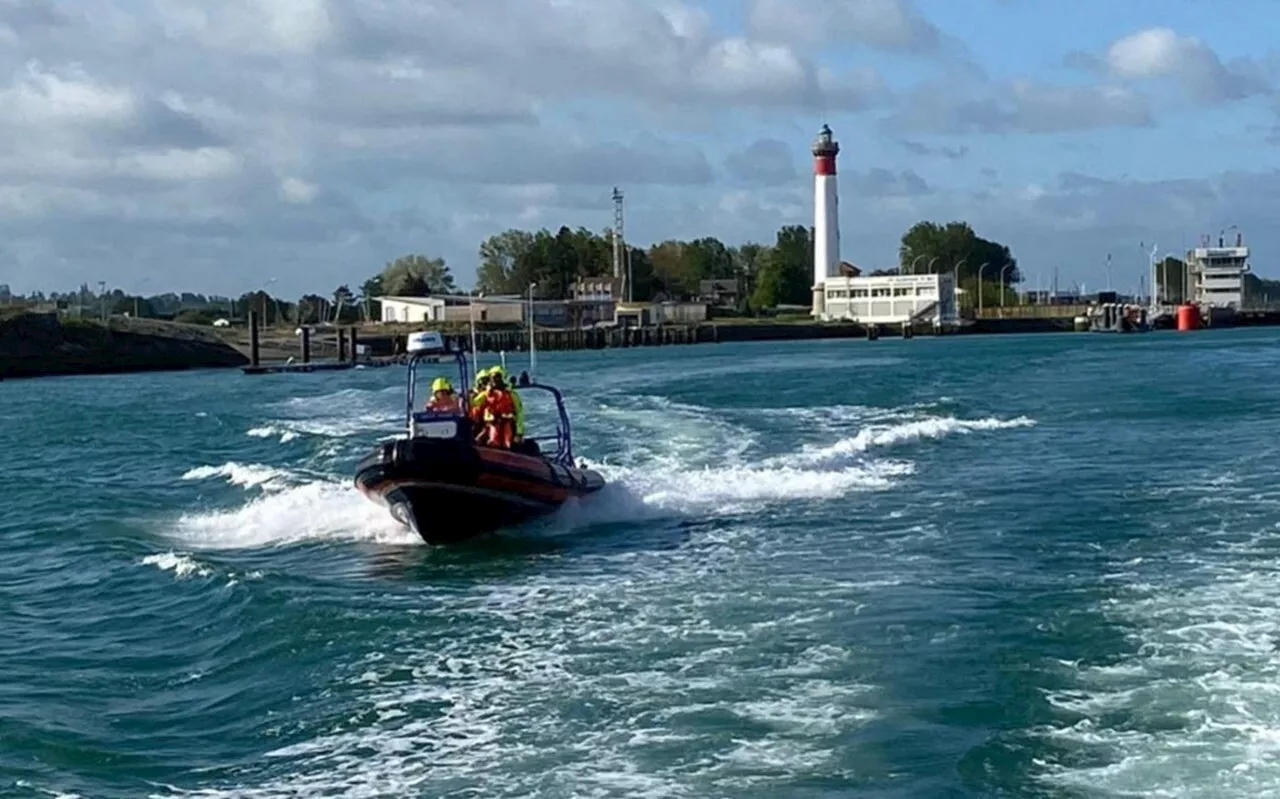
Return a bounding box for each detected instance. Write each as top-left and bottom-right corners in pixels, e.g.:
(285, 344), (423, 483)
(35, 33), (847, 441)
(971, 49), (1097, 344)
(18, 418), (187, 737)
(852, 289), (869, 298)
(893, 287), (911, 296)
(871, 288), (890, 297)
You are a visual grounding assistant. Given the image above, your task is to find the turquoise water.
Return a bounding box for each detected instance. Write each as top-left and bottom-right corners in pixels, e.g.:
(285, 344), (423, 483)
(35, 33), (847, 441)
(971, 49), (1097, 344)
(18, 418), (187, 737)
(5, 329), (1280, 797)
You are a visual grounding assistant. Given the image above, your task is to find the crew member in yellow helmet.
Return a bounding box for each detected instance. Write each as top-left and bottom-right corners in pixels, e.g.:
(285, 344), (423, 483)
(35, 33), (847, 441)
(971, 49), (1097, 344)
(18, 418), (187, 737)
(426, 376), (462, 413)
(488, 366), (525, 442)
(468, 367), (493, 436)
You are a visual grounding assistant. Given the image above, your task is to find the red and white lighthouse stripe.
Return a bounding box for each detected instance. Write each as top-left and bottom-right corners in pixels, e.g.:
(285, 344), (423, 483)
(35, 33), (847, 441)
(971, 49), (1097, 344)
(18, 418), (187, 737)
(811, 125), (840, 317)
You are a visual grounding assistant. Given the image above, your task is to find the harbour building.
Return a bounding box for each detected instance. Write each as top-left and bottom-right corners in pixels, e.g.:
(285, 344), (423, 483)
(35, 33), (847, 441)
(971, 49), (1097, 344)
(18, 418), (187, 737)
(1185, 232), (1250, 309)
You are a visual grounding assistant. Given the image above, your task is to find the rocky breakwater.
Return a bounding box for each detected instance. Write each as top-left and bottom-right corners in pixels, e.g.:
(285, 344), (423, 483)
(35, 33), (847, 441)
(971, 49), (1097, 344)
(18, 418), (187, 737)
(0, 311), (248, 379)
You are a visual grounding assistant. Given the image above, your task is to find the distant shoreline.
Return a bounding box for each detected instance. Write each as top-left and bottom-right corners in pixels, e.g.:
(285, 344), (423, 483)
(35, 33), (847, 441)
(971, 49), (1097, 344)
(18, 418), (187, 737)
(6, 309), (1278, 381)
(0, 312), (248, 381)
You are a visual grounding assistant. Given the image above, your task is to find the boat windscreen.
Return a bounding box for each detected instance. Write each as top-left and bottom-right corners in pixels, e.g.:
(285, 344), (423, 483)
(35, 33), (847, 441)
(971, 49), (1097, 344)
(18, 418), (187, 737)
(516, 387), (558, 441)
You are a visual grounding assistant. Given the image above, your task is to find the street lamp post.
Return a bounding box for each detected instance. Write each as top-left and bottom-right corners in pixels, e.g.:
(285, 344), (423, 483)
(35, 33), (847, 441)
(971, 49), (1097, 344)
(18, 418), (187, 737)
(909, 255), (925, 275)
(133, 277), (151, 318)
(952, 259), (967, 316)
(527, 282), (537, 375)
(260, 277), (278, 325)
(999, 265), (1013, 307)
(977, 262), (990, 315)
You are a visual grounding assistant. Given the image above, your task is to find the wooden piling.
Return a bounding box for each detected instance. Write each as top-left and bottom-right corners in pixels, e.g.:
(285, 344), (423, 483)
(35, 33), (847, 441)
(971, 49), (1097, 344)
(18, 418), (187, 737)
(249, 310), (260, 366)
(301, 326), (311, 363)
(349, 327), (359, 363)
(337, 328), (347, 361)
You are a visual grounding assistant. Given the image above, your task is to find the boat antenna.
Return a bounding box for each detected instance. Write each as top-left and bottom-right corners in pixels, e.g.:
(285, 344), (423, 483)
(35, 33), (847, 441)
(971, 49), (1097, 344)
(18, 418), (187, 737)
(528, 281), (537, 380)
(469, 291), (480, 378)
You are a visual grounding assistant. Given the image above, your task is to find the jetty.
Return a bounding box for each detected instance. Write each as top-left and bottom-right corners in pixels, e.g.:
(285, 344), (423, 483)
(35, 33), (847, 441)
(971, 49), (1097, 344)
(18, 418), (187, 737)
(241, 310), (398, 375)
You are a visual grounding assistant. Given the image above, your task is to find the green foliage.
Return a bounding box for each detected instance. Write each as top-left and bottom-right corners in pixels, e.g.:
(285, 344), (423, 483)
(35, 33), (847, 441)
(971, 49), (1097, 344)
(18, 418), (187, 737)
(957, 277), (1018, 310)
(477, 226), (610, 299)
(898, 220), (1019, 285)
(380, 254), (457, 296)
(475, 226), (776, 306)
(751, 225), (813, 308)
(112, 295), (156, 318)
(236, 290), (285, 325)
(1244, 273), (1280, 308)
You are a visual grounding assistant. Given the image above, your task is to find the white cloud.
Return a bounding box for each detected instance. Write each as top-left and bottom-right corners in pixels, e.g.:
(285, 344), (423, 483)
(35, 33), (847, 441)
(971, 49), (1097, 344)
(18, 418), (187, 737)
(0, 0), (897, 293)
(0, 0), (1275, 296)
(0, 61), (134, 125)
(746, 0), (941, 52)
(1100, 27), (1270, 103)
(885, 77), (1153, 134)
(279, 177), (319, 204)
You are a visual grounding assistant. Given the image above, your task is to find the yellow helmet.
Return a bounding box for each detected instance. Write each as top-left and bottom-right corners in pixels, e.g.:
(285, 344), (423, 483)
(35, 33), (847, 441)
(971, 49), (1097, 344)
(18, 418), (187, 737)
(431, 377), (453, 393)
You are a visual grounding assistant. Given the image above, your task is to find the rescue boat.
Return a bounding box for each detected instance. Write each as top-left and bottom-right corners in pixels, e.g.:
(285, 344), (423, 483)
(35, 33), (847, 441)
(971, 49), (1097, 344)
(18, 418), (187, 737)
(353, 330), (606, 545)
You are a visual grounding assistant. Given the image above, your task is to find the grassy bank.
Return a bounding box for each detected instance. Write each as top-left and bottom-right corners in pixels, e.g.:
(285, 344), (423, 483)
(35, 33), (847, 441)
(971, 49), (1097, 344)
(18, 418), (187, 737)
(0, 311), (248, 379)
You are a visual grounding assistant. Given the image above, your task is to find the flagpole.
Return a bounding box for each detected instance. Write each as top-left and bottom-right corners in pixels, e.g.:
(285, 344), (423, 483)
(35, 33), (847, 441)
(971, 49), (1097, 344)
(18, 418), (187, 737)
(528, 281), (537, 380)
(469, 292), (480, 378)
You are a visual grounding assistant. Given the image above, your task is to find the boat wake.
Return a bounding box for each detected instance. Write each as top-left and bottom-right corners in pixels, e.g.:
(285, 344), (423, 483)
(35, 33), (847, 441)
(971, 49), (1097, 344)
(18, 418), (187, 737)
(1034, 471), (1280, 796)
(162, 392), (1035, 552)
(143, 383), (1040, 798)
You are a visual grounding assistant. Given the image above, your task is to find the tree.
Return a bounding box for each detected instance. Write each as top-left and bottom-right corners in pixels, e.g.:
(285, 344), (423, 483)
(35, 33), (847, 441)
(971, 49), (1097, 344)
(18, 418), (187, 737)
(750, 225), (812, 308)
(624, 246), (655, 302)
(477, 229), (538, 294)
(112, 295), (156, 318)
(237, 290), (283, 324)
(682, 237), (735, 284)
(331, 284), (354, 323)
(730, 242), (770, 311)
(380, 254), (457, 296)
(296, 294), (330, 324)
(475, 226), (613, 298)
(358, 275), (384, 321)
(898, 220), (1019, 286)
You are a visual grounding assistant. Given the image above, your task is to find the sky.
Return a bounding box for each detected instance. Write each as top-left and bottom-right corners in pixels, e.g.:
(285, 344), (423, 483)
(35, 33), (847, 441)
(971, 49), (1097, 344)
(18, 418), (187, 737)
(0, 0), (1278, 299)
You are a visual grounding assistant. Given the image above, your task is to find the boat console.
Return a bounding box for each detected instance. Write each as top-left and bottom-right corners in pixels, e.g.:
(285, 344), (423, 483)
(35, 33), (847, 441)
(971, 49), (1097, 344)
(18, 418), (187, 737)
(401, 330), (576, 465)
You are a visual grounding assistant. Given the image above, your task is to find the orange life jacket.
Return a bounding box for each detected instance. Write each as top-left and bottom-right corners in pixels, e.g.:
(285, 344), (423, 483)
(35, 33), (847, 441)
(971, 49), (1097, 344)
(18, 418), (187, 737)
(484, 389), (516, 420)
(428, 393), (461, 413)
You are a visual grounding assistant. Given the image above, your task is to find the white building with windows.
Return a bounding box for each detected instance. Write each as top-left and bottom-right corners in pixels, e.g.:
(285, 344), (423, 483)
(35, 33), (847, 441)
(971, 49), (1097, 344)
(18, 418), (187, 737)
(821, 273), (957, 325)
(376, 295), (525, 324)
(1186, 240), (1250, 309)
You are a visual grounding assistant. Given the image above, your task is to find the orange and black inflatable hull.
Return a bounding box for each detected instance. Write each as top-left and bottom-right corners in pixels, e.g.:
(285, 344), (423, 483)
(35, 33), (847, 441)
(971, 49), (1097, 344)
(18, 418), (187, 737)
(354, 436), (606, 544)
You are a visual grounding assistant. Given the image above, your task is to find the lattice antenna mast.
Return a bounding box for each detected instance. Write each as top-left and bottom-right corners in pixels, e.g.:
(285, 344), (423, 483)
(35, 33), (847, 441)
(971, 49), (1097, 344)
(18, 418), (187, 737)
(612, 186), (627, 302)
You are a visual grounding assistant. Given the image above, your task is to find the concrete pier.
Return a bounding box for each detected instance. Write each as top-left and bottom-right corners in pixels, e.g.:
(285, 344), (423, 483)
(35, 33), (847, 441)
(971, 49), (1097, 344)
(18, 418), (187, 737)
(241, 324), (371, 374)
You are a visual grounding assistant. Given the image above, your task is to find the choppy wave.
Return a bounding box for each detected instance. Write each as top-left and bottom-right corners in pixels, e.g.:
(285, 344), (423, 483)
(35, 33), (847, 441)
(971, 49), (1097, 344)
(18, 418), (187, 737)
(1035, 470), (1280, 796)
(169, 401), (1033, 551)
(173, 466), (417, 549)
(776, 415), (1037, 469)
(151, 523), (884, 798)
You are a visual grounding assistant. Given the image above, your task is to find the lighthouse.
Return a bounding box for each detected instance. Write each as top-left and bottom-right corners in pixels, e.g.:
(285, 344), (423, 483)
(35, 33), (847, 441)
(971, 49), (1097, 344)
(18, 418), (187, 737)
(811, 123), (840, 318)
